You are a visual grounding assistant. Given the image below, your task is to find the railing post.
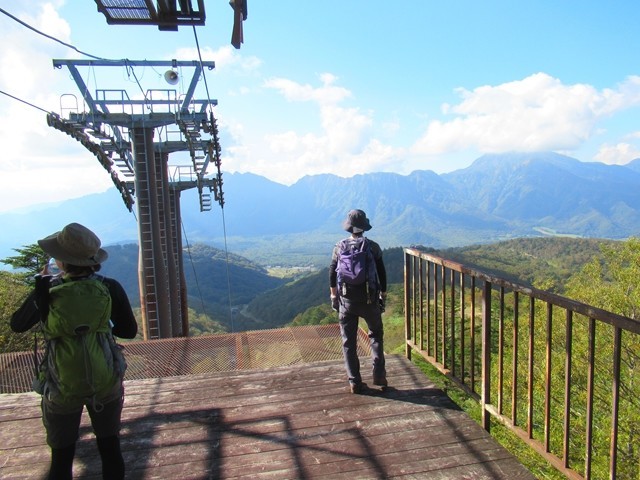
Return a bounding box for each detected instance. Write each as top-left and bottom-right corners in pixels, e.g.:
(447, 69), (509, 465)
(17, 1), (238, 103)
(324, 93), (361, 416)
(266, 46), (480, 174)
(610, 327), (621, 480)
(400, 247), (637, 480)
(482, 280), (492, 432)
(404, 251), (412, 360)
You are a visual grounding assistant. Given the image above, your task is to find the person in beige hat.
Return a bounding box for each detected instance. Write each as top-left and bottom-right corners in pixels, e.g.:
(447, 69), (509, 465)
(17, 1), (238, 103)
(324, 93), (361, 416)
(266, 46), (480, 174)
(11, 222), (137, 480)
(37, 222), (110, 267)
(329, 209), (388, 394)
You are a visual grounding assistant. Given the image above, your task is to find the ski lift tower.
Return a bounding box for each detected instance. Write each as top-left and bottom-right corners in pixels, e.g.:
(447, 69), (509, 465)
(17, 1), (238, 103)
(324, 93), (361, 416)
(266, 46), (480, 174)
(48, 59), (223, 340)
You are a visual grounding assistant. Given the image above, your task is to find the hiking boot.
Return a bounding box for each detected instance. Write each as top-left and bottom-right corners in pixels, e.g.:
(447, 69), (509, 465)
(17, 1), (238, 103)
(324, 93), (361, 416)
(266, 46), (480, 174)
(350, 382), (365, 394)
(373, 376), (388, 387)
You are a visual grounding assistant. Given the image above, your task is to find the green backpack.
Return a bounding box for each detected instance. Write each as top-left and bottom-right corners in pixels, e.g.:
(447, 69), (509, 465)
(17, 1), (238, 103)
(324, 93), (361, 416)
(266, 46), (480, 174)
(34, 276), (127, 407)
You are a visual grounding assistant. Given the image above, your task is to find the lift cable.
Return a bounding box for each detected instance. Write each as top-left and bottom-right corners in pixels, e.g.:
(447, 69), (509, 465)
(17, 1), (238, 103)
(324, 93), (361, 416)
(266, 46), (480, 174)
(0, 89), (50, 114)
(181, 220), (209, 321)
(191, 24), (235, 332)
(2, 4), (235, 332)
(124, 62), (150, 104)
(0, 6), (110, 61)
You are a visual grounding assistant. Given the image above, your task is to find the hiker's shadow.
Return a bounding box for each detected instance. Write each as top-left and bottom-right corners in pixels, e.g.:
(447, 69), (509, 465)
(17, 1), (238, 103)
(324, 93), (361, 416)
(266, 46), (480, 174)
(73, 407), (223, 479)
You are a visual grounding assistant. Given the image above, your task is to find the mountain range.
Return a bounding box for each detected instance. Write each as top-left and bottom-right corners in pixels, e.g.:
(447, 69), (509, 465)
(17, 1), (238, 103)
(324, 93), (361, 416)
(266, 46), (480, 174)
(2, 152), (639, 267)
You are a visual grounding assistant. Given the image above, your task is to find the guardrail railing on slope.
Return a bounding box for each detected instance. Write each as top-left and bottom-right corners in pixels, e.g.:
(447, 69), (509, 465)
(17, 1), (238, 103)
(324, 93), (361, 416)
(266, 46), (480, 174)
(403, 247), (640, 480)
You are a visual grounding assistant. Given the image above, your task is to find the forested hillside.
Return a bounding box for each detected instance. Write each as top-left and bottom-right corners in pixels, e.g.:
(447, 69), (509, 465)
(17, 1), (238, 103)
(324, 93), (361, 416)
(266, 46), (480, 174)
(0, 236), (623, 346)
(244, 237), (616, 330)
(440, 237), (618, 292)
(110, 237), (616, 332)
(99, 243), (289, 332)
(239, 247), (406, 331)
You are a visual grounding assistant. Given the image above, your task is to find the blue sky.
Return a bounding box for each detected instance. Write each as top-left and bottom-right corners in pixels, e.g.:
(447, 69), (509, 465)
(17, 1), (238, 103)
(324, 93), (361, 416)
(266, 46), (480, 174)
(1, 1), (639, 213)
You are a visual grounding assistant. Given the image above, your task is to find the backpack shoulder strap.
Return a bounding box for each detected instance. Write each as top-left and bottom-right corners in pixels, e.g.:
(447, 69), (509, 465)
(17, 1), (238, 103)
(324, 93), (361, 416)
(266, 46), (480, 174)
(91, 273), (106, 283)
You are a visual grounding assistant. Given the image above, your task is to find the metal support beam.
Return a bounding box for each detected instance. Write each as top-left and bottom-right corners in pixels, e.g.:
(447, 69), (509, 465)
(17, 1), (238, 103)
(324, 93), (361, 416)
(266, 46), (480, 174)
(51, 58), (221, 340)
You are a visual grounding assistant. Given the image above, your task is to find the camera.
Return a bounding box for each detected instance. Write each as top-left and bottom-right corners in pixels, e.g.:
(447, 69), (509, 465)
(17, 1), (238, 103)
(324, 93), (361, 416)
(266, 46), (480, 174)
(47, 258), (61, 276)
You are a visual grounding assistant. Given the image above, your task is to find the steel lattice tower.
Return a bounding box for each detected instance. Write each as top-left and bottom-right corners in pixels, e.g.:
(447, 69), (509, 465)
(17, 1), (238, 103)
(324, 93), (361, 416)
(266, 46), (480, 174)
(49, 59), (223, 340)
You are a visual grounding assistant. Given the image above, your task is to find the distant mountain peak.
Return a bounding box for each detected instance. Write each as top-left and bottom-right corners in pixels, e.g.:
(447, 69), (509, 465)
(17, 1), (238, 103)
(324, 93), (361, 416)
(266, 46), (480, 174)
(467, 151), (577, 169)
(2, 152), (638, 265)
(625, 158), (640, 172)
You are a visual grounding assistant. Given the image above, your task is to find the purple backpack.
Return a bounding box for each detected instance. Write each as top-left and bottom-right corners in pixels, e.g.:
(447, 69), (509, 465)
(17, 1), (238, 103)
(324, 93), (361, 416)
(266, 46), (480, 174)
(336, 238), (379, 296)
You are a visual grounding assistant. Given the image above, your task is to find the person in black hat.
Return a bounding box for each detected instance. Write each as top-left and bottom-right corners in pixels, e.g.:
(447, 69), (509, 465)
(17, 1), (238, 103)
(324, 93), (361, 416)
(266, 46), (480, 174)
(11, 223), (138, 480)
(329, 209), (387, 393)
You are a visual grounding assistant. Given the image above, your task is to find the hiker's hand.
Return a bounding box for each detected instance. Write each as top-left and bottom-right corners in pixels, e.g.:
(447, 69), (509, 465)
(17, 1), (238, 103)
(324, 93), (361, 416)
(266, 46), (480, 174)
(35, 274), (49, 293)
(331, 295), (339, 312)
(34, 275), (51, 317)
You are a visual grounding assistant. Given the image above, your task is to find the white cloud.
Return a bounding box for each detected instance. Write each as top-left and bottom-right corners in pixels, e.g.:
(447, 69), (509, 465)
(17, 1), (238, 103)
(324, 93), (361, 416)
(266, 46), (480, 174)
(594, 142), (640, 165)
(320, 104), (372, 154)
(172, 44), (261, 71)
(224, 72), (640, 184)
(0, 2), (116, 212)
(3, 2), (640, 211)
(264, 74), (351, 104)
(221, 75), (397, 184)
(411, 73), (640, 156)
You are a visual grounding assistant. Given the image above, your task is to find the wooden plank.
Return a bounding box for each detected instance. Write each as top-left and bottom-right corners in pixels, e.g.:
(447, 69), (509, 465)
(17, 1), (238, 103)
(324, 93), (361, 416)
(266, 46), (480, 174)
(0, 355), (536, 479)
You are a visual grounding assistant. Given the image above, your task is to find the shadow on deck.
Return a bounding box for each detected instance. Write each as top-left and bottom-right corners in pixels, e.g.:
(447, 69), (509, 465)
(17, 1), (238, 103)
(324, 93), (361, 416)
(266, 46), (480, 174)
(0, 326), (535, 479)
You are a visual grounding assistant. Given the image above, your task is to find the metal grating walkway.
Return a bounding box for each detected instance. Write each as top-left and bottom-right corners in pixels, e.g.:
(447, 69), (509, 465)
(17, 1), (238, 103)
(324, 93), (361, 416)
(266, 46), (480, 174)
(0, 325), (371, 394)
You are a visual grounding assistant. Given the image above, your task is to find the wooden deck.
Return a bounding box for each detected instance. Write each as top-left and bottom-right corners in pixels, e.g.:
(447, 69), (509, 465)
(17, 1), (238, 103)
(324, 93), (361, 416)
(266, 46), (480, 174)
(0, 355), (536, 479)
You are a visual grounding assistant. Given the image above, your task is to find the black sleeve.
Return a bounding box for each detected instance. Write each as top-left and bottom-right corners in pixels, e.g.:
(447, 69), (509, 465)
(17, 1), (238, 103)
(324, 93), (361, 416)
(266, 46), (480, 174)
(103, 277), (138, 339)
(329, 244), (339, 288)
(10, 290), (41, 333)
(10, 274), (52, 332)
(375, 256), (387, 292)
(370, 241), (387, 292)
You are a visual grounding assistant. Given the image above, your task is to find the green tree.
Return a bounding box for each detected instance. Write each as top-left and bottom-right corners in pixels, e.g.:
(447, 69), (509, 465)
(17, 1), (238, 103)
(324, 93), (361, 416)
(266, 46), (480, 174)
(565, 237), (640, 319)
(0, 271), (33, 353)
(289, 304), (337, 326)
(1, 243), (48, 286)
(188, 308), (228, 335)
(1, 244), (48, 353)
(564, 237), (640, 478)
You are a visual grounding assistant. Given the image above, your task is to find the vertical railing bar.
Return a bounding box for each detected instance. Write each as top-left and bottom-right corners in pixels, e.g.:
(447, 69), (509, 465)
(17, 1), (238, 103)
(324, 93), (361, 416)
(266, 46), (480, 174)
(450, 269), (456, 377)
(585, 317), (596, 480)
(528, 297), (535, 439)
(460, 272), (466, 386)
(512, 291), (519, 427)
(482, 280), (492, 432)
(412, 257), (422, 347)
(403, 251), (412, 359)
(434, 263), (439, 363)
(409, 256), (414, 347)
(470, 276), (476, 394)
(498, 286), (505, 415)
(418, 257), (424, 351)
(563, 309), (573, 469)
(609, 326), (621, 480)
(411, 257), (422, 348)
(441, 265), (447, 367)
(426, 261), (432, 356)
(545, 302), (553, 452)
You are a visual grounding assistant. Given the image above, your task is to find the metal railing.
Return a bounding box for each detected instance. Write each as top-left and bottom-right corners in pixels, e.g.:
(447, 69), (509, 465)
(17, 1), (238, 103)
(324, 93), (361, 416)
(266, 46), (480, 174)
(403, 247), (640, 480)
